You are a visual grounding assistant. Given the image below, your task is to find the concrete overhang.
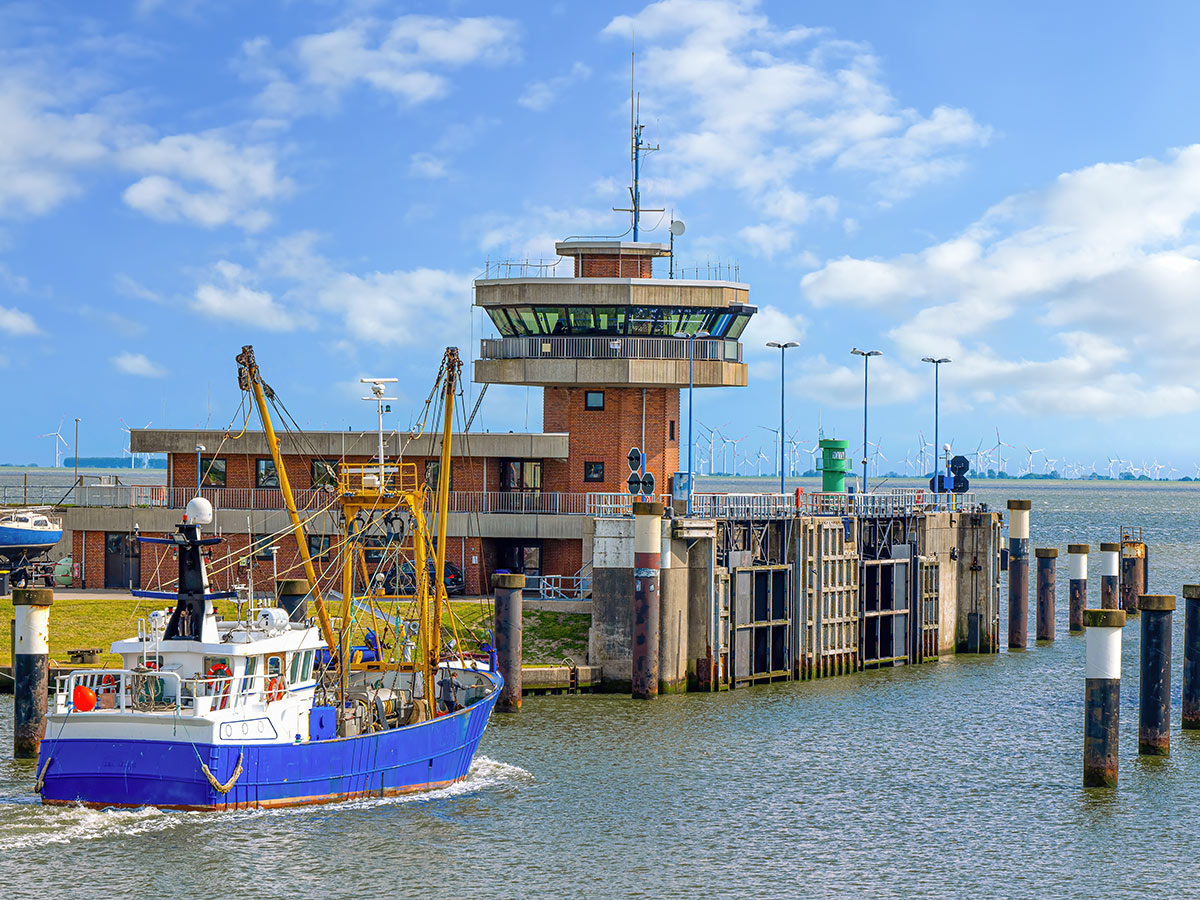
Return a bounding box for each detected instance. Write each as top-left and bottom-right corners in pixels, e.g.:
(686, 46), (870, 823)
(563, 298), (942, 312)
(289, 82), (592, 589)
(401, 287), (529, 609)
(474, 358), (748, 389)
(131, 429), (570, 461)
(473, 278), (750, 309)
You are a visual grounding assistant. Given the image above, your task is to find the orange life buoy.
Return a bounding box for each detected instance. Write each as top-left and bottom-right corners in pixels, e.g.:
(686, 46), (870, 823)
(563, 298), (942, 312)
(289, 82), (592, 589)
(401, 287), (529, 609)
(265, 676), (285, 702)
(100, 673), (118, 694)
(206, 662), (232, 687)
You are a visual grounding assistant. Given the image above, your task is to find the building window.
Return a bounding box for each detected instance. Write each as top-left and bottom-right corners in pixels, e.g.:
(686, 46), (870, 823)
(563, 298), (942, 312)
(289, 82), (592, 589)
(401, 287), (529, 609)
(311, 460), (338, 488)
(584, 390), (604, 410)
(200, 457), (226, 487)
(307, 534), (330, 560)
(669, 420), (675, 441)
(500, 459), (542, 492)
(256, 458), (279, 489)
(424, 460), (453, 492)
(253, 534), (276, 561)
(584, 462), (605, 482)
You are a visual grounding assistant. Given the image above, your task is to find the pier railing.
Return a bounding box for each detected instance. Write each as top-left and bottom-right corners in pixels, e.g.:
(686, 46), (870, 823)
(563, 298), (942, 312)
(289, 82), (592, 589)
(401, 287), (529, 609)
(480, 336), (742, 363)
(4, 483), (983, 518)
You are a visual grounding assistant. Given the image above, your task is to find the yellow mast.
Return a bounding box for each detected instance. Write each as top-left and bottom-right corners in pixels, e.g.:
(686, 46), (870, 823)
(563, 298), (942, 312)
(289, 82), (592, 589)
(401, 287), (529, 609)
(431, 348), (459, 676)
(236, 345), (339, 658)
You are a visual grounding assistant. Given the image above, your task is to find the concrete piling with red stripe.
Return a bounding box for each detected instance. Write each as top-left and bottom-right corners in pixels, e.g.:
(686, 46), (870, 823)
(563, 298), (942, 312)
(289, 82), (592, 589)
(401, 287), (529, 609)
(1007, 500), (1031, 650)
(632, 501), (663, 700)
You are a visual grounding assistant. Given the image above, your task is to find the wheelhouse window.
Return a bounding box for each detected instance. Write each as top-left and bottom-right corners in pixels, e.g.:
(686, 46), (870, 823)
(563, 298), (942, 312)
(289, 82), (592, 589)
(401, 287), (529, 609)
(584, 462), (605, 483)
(289, 652), (301, 683)
(240, 655), (259, 693)
(301, 650), (314, 681)
(255, 458), (279, 488)
(200, 457), (226, 487)
(584, 391), (604, 410)
(311, 459), (338, 489)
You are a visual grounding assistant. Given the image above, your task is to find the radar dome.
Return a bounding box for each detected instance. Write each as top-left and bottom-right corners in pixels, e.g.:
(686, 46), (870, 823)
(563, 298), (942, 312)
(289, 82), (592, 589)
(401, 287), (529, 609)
(185, 496), (214, 525)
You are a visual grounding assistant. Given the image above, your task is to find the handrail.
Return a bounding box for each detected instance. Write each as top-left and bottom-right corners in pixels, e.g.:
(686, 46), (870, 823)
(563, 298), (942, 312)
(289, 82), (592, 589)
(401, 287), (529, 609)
(480, 336), (742, 363)
(56, 667), (309, 716)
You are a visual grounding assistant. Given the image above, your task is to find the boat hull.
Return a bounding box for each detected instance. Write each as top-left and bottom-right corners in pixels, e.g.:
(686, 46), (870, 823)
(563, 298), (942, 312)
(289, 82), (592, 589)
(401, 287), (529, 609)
(0, 523), (62, 554)
(37, 687), (498, 811)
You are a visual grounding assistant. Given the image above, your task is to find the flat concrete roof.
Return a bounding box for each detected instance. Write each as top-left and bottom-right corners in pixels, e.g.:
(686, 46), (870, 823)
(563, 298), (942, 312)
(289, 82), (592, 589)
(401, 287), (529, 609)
(130, 429), (570, 460)
(554, 240), (670, 257)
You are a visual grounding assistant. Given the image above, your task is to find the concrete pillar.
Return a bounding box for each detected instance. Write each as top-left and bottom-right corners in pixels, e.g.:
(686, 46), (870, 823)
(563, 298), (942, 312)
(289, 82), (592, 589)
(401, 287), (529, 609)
(276, 578), (310, 623)
(1007, 500), (1030, 650)
(1035, 548), (1057, 642)
(1083, 608), (1125, 787)
(685, 533), (716, 690)
(1099, 543), (1120, 610)
(632, 501), (663, 700)
(1137, 594), (1175, 756)
(1183, 585), (1200, 730)
(1067, 544), (1088, 634)
(492, 573), (524, 713)
(1120, 540), (1148, 615)
(13, 587), (52, 760)
(658, 532), (688, 694)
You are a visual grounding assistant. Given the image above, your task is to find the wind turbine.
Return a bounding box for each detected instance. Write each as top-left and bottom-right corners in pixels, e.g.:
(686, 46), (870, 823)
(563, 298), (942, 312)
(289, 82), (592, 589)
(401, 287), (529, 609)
(867, 438), (887, 477)
(40, 417), (68, 468)
(756, 448), (769, 477)
(1024, 445), (1044, 476)
(120, 418), (153, 469)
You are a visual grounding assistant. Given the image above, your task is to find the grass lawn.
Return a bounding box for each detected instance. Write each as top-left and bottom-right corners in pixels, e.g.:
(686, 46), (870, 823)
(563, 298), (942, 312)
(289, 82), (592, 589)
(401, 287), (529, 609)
(0, 594), (591, 667)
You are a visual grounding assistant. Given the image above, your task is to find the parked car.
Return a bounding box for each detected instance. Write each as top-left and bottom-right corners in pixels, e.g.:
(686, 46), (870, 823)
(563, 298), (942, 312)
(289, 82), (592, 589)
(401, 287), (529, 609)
(383, 559), (466, 596)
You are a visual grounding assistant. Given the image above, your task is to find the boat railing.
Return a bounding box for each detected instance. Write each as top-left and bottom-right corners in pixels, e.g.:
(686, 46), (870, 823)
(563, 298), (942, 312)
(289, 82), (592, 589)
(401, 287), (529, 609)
(56, 668), (308, 716)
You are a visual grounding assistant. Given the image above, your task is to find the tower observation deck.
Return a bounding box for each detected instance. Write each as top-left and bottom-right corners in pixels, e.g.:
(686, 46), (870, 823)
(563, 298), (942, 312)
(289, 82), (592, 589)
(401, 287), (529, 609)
(474, 237), (756, 496)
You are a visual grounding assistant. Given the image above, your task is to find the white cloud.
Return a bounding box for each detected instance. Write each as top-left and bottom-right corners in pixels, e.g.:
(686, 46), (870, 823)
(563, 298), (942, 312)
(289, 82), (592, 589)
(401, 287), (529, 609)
(602, 1), (988, 254)
(799, 144), (1200, 418)
(317, 268), (470, 346)
(0, 76), (112, 217)
(518, 61), (590, 111)
(112, 351), (166, 377)
(409, 151), (448, 179)
(0, 305), (39, 335)
(247, 14), (520, 114)
(113, 273), (162, 302)
(119, 132), (291, 231)
(193, 260), (302, 331)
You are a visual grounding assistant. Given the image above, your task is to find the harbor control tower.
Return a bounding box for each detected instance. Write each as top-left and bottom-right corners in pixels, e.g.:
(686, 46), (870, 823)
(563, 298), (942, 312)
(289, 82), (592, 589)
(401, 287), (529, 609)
(473, 239), (756, 496)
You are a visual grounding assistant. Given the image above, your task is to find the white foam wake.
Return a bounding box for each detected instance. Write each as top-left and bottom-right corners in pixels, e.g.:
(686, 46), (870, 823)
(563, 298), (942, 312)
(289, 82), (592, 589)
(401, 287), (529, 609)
(2, 804), (191, 850)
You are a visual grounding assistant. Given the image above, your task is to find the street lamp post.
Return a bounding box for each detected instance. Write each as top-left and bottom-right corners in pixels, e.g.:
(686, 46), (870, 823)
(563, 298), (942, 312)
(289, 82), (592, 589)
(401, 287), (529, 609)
(766, 341), (800, 495)
(921, 357), (951, 494)
(674, 330), (710, 516)
(850, 348), (882, 492)
(195, 444), (206, 494)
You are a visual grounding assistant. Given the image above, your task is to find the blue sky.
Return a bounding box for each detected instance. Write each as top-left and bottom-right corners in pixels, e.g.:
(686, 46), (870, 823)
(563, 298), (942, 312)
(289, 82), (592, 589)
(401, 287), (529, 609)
(5, 0), (1200, 477)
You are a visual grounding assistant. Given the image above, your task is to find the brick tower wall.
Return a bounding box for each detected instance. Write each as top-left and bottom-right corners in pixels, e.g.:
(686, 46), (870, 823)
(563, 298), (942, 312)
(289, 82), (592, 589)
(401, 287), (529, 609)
(542, 386), (679, 496)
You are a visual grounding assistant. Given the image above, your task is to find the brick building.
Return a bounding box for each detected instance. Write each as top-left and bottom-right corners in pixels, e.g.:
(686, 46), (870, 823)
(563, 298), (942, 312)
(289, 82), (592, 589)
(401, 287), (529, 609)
(63, 235), (754, 599)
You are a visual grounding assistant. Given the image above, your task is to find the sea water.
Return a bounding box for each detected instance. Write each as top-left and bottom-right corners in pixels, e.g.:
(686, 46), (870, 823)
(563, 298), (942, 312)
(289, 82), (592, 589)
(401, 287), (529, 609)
(3, 480), (1200, 898)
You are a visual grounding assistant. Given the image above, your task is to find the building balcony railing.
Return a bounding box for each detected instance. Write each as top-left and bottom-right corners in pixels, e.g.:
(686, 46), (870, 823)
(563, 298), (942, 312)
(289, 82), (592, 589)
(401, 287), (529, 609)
(479, 335), (742, 363)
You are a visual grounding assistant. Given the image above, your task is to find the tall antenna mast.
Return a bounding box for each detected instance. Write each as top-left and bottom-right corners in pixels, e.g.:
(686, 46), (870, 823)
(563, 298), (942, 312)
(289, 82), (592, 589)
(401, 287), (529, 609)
(616, 43), (661, 241)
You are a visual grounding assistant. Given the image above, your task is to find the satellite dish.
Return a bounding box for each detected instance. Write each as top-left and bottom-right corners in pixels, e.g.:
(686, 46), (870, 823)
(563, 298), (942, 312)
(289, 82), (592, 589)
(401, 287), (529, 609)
(670, 220), (686, 236)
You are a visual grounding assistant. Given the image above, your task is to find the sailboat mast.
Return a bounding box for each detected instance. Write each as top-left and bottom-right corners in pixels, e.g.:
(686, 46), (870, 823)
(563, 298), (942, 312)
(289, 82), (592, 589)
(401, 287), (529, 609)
(235, 345), (338, 657)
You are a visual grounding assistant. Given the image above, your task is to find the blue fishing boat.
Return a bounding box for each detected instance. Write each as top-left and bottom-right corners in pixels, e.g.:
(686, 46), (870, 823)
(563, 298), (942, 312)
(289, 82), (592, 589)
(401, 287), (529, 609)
(37, 345), (501, 810)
